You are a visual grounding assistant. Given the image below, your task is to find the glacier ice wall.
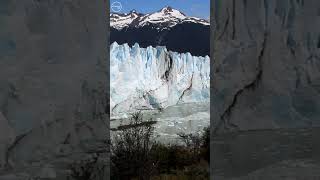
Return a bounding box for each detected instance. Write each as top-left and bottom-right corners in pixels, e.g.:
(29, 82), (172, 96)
(111, 42), (210, 116)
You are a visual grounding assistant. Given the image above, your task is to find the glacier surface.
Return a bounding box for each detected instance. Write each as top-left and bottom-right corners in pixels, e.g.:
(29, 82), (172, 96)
(110, 42), (210, 118)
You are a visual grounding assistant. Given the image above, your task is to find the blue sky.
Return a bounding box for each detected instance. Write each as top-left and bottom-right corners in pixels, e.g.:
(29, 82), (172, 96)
(110, 0), (210, 20)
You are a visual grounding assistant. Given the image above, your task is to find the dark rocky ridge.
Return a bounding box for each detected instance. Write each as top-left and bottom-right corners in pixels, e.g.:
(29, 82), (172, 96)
(110, 21), (210, 57)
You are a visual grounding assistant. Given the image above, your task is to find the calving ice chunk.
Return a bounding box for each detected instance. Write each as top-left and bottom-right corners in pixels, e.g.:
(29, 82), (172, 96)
(110, 42), (210, 117)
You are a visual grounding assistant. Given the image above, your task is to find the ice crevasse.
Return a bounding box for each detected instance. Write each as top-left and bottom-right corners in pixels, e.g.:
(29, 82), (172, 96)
(110, 42), (210, 117)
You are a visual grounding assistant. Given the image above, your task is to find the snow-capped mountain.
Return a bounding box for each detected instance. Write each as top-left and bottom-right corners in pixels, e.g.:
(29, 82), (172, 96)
(110, 7), (210, 56)
(110, 10), (142, 30)
(110, 6), (209, 30)
(110, 42), (210, 117)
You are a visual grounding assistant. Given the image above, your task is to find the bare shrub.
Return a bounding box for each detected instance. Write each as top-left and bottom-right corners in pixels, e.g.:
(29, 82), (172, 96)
(177, 126), (210, 162)
(111, 111), (157, 180)
(111, 111), (210, 180)
(178, 132), (202, 162)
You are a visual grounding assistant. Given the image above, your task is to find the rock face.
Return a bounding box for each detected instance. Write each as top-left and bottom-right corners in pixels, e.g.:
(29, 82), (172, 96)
(0, 0), (109, 179)
(212, 0), (320, 133)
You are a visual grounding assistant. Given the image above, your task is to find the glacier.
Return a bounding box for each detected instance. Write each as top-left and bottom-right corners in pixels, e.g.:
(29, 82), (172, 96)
(110, 42), (210, 118)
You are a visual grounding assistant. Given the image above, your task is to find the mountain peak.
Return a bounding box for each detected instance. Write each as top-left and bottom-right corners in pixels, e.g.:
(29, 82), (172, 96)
(110, 7), (209, 30)
(129, 9), (138, 14)
(160, 6), (173, 12)
(128, 9), (140, 18)
(158, 6), (186, 17)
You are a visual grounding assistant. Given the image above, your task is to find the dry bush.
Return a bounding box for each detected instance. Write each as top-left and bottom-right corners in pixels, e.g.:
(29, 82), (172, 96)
(111, 111), (210, 180)
(111, 112), (157, 180)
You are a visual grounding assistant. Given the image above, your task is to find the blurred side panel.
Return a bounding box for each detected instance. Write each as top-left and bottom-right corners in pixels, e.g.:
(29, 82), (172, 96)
(0, 0), (109, 179)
